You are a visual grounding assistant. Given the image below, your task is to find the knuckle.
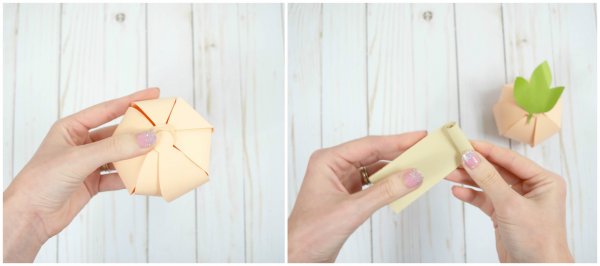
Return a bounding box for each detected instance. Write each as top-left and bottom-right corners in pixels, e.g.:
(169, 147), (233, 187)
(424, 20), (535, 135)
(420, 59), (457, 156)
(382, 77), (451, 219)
(496, 196), (521, 215)
(478, 169), (500, 186)
(381, 176), (403, 200)
(308, 149), (327, 162)
(51, 118), (67, 131)
(108, 136), (126, 155)
(555, 177), (568, 198)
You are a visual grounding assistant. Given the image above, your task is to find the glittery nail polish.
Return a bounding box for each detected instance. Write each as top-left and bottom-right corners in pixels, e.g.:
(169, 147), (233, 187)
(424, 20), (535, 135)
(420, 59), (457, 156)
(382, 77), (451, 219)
(404, 169), (423, 188)
(136, 131), (157, 148)
(462, 151), (480, 169)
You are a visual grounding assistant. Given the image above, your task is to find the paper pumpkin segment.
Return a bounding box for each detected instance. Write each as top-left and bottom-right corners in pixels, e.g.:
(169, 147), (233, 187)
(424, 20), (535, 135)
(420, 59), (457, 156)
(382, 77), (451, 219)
(368, 122), (473, 213)
(493, 61), (564, 147)
(112, 97), (213, 201)
(493, 85), (561, 147)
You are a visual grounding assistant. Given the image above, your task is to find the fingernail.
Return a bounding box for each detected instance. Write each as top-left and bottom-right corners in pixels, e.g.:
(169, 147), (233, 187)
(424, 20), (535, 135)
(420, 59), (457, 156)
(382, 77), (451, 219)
(462, 151), (480, 169)
(404, 169), (423, 188)
(136, 131), (156, 148)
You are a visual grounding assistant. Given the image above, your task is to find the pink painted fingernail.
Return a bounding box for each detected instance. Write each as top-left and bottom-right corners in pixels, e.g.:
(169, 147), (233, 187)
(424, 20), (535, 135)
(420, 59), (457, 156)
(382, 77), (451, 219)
(462, 151), (480, 169)
(136, 131), (156, 148)
(404, 169), (423, 188)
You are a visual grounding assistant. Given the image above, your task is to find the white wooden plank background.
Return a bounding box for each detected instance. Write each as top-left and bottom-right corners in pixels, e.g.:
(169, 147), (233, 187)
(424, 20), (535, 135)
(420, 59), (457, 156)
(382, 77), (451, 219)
(3, 3), (284, 262)
(321, 4), (371, 262)
(288, 3), (596, 262)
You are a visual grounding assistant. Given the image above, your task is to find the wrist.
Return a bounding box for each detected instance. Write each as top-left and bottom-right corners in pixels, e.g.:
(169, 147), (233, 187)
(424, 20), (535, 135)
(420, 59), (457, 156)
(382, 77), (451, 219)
(538, 238), (573, 262)
(3, 185), (49, 262)
(549, 243), (574, 262)
(287, 230), (336, 263)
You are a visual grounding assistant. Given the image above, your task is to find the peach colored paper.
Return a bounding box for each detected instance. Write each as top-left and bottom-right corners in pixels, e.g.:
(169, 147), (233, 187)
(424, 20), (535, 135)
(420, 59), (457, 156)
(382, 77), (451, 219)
(492, 84), (561, 147)
(112, 97), (213, 201)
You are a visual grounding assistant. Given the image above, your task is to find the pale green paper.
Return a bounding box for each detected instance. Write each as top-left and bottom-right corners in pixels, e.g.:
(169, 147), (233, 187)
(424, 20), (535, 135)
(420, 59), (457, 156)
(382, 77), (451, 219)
(513, 61), (565, 123)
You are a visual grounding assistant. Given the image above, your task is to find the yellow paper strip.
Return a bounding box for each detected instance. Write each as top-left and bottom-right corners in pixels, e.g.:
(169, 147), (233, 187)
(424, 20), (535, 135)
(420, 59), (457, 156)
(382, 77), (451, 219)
(368, 122), (473, 213)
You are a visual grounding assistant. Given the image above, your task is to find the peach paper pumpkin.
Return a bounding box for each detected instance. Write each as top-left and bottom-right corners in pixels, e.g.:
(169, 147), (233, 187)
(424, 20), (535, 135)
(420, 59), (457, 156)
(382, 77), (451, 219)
(112, 97), (213, 201)
(492, 84), (561, 147)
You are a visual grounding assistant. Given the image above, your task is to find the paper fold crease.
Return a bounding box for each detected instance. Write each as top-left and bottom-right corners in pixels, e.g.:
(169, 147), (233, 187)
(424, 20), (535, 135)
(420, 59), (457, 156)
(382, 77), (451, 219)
(368, 122), (472, 213)
(112, 97), (213, 201)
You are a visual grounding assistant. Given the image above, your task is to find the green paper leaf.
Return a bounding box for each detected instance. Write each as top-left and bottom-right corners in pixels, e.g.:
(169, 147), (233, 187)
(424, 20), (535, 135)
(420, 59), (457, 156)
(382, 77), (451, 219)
(513, 61), (565, 121)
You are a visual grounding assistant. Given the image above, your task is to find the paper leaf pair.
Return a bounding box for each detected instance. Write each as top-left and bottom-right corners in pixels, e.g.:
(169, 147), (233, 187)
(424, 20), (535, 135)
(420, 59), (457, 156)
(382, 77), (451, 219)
(513, 61), (565, 123)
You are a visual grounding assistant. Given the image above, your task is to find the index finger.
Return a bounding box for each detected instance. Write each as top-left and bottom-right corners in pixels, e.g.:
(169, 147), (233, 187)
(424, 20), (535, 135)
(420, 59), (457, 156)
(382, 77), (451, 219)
(471, 140), (545, 180)
(63, 87), (160, 130)
(326, 131), (427, 168)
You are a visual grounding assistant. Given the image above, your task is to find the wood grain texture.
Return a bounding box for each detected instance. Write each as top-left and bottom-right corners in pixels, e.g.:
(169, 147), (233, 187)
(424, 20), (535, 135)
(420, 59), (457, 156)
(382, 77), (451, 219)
(192, 4), (245, 262)
(5, 3), (284, 263)
(287, 3), (322, 212)
(502, 4), (597, 262)
(368, 3), (464, 262)
(146, 4), (197, 262)
(238, 4), (285, 262)
(455, 3), (508, 262)
(11, 4), (61, 262)
(548, 4), (597, 262)
(101, 5), (148, 261)
(321, 3), (371, 262)
(366, 5), (418, 261)
(288, 2), (596, 263)
(3, 4), (18, 190)
(502, 4), (563, 176)
(56, 4), (148, 262)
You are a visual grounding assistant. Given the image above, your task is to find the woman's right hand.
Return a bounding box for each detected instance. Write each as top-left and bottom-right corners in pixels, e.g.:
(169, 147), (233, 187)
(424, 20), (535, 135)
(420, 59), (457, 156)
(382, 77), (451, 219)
(446, 140), (573, 262)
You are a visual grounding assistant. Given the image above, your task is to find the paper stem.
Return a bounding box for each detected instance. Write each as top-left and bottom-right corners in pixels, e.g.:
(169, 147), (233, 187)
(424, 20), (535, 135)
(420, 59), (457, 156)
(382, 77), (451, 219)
(526, 113), (533, 123)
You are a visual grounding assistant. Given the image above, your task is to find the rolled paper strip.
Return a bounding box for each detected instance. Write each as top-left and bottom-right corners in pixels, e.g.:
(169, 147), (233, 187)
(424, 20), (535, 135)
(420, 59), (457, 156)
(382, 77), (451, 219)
(492, 84), (561, 147)
(112, 97), (213, 202)
(443, 122), (473, 155)
(368, 122), (473, 213)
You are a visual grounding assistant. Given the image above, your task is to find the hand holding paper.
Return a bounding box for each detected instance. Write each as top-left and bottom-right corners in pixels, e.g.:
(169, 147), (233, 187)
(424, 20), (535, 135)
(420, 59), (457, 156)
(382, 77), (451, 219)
(3, 88), (160, 262)
(368, 122), (473, 213)
(288, 132), (427, 262)
(446, 141), (573, 262)
(112, 97), (214, 201)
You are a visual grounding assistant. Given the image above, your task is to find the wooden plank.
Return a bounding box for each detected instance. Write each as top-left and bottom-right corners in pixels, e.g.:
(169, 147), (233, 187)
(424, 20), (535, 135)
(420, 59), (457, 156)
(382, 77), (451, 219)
(454, 3), (508, 262)
(57, 4), (147, 262)
(3, 3), (18, 190)
(102, 4), (148, 262)
(57, 4), (108, 261)
(368, 3), (464, 262)
(548, 4), (597, 262)
(367, 5), (416, 262)
(502, 2), (571, 261)
(502, 4), (563, 173)
(237, 4), (285, 262)
(287, 3), (322, 214)
(146, 3), (197, 262)
(321, 3), (371, 262)
(191, 4), (245, 262)
(12, 4), (61, 262)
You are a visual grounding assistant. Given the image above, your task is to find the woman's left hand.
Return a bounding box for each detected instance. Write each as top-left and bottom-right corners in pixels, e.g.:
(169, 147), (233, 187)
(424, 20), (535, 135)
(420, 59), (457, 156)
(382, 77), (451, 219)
(288, 132), (427, 262)
(3, 88), (160, 262)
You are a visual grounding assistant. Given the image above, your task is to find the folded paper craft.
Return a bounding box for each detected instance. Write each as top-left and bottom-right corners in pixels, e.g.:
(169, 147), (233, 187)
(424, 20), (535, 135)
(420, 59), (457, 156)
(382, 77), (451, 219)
(368, 122), (472, 213)
(112, 97), (213, 201)
(492, 84), (561, 147)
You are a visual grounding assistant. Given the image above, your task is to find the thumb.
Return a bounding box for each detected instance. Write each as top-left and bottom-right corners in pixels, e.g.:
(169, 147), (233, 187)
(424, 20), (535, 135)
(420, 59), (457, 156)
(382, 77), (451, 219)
(353, 168), (423, 215)
(461, 150), (518, 205)
(72, 130), (156, 176)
